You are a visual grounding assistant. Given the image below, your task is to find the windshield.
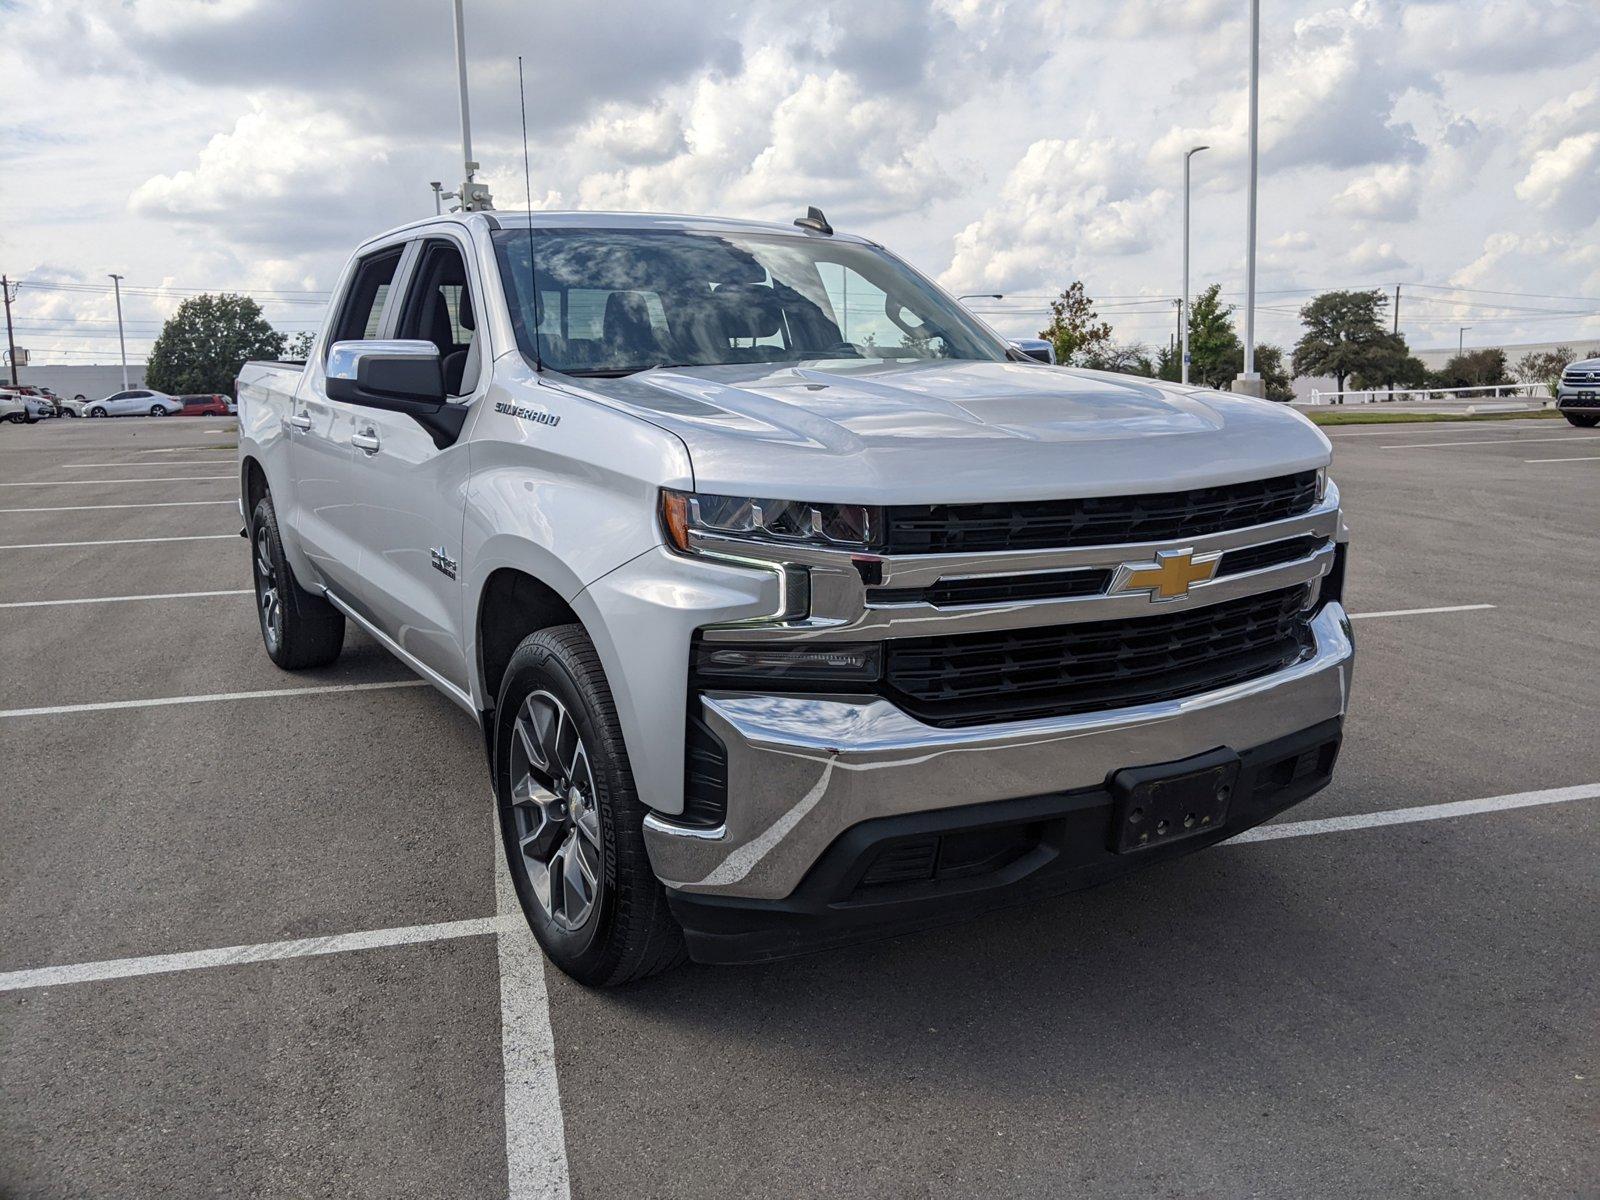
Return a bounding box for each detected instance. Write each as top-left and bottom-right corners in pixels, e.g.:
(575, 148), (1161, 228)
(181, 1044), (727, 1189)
(491, 227), (1007, 376)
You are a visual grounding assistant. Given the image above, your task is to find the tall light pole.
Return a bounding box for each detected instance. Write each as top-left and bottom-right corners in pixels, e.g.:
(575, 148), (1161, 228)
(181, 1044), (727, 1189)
(1459, 326), (1471, 355)
(431, 181), (445, 214)
(450, 0), (492, 211)
(957, 294), (1003, 302)
(108, 273), (129, 391)
(1237, 0), (1263, 396)
(1182, 144), (1210, 385)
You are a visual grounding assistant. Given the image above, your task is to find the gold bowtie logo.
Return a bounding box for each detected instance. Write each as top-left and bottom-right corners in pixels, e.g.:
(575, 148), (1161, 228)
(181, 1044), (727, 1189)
(1110, 548), (1221, 602)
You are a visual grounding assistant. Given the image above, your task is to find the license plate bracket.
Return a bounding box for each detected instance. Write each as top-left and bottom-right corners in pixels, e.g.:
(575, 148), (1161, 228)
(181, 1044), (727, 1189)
(1109, 747), (1241, 854)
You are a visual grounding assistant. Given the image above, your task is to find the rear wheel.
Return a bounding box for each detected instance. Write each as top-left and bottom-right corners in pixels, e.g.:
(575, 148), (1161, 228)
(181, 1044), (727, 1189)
(3, 413), (23, 424)
(249, 494), (345, 669)
(149, 404), (166, 416)
(495, 625), (686, 987)
(1565, 414), (1599, 428)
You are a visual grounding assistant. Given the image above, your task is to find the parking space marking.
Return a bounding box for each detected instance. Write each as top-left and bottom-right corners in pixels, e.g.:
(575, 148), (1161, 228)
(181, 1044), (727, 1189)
(0, 500), (233, 513)
(59, 462), (242, 468)
(0, 476), (233, 486)
(1229, 782), (1600, 845)
(1379, 435), (1600, 450)
(495, 814), (572, 1199)
(1350, 604), (1495, 620)
(0, 534), (238, 550)
(4, 780), (1595, 994)
(1524, 455), (1600, 464)
(0, 679), (428, 720)
(0, 917), (506, 994)
(0, 589), (251, 609)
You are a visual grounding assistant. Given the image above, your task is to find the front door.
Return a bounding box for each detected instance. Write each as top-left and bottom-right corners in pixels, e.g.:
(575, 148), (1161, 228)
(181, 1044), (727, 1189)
(288, 245), (404, 599)
(345, 236), (481, 692)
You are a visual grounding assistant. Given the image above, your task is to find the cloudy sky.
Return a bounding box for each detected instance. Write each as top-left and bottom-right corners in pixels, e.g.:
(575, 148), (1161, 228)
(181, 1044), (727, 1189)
(4, 0), (1599, 368)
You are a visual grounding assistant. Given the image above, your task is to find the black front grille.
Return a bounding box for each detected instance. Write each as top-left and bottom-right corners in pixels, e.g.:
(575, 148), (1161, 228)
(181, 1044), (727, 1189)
(1218, 535), (1326, 577)
(884, 585), (1314, 727)
(882, 472), (1318, 555)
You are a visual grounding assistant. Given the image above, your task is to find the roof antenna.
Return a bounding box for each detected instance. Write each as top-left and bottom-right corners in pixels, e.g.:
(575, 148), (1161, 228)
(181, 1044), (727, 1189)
(517, 55), (544, 372)
(794, 206), (833, 235)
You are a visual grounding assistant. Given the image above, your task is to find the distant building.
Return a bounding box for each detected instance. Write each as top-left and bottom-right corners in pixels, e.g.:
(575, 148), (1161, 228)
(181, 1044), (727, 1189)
(1412, 339), (1600, 371)
(13, 363), (147, 398)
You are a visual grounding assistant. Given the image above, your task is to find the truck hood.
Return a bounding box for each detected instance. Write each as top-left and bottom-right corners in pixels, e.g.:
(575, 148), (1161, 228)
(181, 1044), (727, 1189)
(570, 359), (1331, 504)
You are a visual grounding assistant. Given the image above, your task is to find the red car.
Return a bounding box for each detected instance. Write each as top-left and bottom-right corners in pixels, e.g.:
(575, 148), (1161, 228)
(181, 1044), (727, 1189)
(178, 394), (235, 416)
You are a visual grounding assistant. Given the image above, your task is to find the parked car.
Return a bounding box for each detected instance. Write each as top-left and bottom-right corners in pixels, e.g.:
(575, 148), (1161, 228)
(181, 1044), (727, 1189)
(0, 391), (30, 424)
(84, 388), (182, 417)
(56, 394), (87, 417)
(178, 394), (235, 416)
(8, 386), (59, 418)
(1556, 357), (1600, 428)
(237, 209), (1352, 987)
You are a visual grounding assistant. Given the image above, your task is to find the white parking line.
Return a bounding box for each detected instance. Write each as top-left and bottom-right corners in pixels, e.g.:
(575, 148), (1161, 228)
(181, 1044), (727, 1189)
(1229, 782), (1600, 844)
(0, 534), (238, 550)
(1524, 455), (1600, 464)
(0, 500), (232, 513)
(0, 476), (233, 486)
(1350, 604), (1494, 620)
(3, 779), (1594, 995)
(0, 679), (428, 720)
(60, 462), (240, 468)
(495, 814), (572, 1199)
(1379, 435), (1600, 450)
(0, 589), (251, 609)
(0, 917), (506, 993)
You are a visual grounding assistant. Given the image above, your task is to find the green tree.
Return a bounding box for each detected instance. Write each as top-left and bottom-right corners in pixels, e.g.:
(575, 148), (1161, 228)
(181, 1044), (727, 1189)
(146, 294), (286, 396)
(1186, 284), (1244, 390)
(1513, 346), (1581, 397)
(1431, 348), (1510, 392)
(1080, 341), (1156, 377)
(1290, 289), (1395, 398)
(285, 330), (316, 360)
(1349, 332), (1427, 393)
(1038, 281), (1113, 366)
(1251, 344), (1295, 402)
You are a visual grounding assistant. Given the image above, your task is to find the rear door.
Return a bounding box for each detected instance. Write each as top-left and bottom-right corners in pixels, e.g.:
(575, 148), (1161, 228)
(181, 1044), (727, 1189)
(288, 243), (406, 599)
(343, 234), (482, 692)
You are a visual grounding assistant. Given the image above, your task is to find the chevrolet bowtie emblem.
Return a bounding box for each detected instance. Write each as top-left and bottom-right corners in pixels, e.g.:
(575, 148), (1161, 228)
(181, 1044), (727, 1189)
(1109, 548), (1221, 602)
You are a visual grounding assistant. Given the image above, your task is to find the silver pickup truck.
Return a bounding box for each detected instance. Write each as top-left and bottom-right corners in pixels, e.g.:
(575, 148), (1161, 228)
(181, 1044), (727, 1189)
(237, 209), (1353, 985)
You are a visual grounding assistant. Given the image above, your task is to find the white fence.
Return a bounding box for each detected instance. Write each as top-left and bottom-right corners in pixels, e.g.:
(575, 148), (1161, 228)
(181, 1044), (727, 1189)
(1306, 382), (1548, 406)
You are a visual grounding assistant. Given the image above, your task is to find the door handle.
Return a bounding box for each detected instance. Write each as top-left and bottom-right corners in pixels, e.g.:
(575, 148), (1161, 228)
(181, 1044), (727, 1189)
(352, 431), (381, 454)
(288, 412), (312, 430)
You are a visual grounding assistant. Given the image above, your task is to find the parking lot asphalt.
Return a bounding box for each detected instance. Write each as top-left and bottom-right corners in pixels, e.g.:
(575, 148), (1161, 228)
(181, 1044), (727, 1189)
(1, 415), (1596, 1198)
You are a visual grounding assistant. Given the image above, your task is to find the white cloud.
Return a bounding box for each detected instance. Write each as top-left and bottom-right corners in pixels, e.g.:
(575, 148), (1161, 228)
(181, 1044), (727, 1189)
(941, 138), (1170, 294)
(1400, 0), (1600, 74)
(1346, 239), (1409, 271)
(1330, 164), (1421, 221)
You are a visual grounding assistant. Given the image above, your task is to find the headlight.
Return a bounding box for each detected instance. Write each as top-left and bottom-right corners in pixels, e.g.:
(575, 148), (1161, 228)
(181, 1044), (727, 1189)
(660, 489), (881, 553)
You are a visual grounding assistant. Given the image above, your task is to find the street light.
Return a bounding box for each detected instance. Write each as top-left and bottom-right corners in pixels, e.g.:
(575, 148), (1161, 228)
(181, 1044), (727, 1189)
(108, 273), (129, 391)
(957, 294), (1003, 302)
(431, 181), (444, 215)
(1237, 0), (1263, 396)
(1181, 144), (1210, 385)
(1459, 326), (1471, 355)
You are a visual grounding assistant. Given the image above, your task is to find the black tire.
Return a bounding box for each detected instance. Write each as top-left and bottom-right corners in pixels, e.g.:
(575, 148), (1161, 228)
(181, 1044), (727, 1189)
(249, 494), (345, 670)
(1565, 414), (1599, 428)
(3, 413), (23, 424)
(88, 407), (106, 418)
(495, 625), (687, 986)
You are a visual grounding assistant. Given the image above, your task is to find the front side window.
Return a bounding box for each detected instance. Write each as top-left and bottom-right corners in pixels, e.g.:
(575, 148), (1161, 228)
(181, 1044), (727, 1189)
(330, 247), (403, 348)
(492, 227), (1006, 377)
(396, 240), (481, 396)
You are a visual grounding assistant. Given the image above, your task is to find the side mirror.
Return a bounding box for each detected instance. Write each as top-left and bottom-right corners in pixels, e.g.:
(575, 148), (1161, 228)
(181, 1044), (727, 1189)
(324, 340), (466, 449)
(1009, 339), (1056, 364)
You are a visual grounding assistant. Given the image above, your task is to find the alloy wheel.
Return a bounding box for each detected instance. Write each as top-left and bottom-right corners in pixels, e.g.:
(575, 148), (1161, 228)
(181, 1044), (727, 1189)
(508, 690), (604, 932)
(252, 526), (282, 654)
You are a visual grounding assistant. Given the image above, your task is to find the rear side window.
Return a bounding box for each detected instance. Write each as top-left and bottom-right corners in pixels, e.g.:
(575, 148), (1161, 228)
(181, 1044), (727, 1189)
(330, 248), (403, 347)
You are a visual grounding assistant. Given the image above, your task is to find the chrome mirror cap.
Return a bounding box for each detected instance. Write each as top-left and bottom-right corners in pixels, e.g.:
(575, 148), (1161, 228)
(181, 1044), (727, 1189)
(326, 339), (441, 382)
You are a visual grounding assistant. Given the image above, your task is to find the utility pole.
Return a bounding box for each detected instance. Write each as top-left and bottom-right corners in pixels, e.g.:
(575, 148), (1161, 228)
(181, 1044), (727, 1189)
(1182, 144), (1209, 385)
(1236, 0), (1264, 397)
(1392, 283), (1401, 335)
(1, 276), (18, 387)
(1459, 326), (1470, 356)
(108, 273), (129, 391)
(451, 0), (493, 211)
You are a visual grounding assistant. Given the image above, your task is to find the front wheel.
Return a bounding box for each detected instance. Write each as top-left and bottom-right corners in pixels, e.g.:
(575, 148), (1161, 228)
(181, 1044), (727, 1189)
(1565, 414), (1599, 428)
(249, 494), (345, 669)
(495, 626), (686, 987)
(88, 407), (106, 418)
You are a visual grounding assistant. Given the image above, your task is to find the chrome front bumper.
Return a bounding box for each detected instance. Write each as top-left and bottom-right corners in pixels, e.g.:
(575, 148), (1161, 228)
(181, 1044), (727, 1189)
(644, 601), (1355, 901)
